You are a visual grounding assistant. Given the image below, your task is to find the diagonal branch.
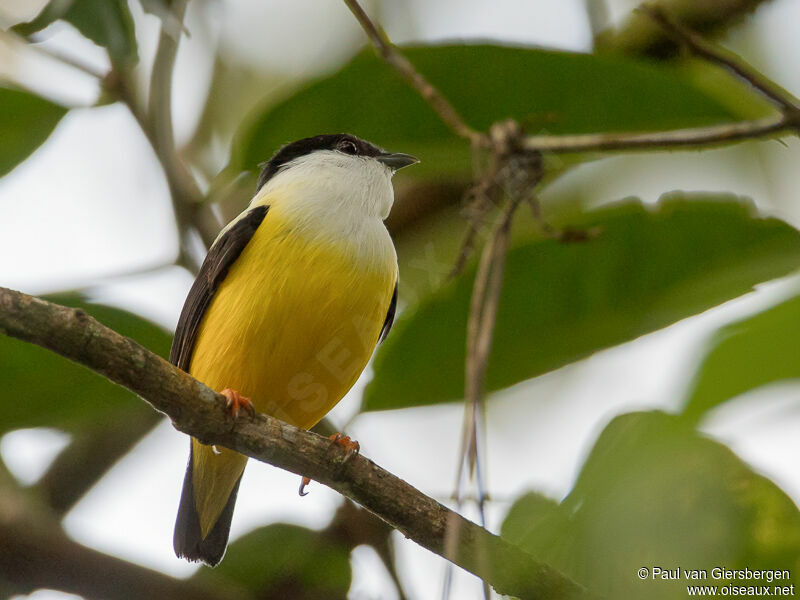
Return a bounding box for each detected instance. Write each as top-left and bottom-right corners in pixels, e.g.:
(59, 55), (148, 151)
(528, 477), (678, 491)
(640, 4), (800, 112)
(0, 287), (592, 600)
(342, 0), (483, 145)
(107, 1), (220, 260)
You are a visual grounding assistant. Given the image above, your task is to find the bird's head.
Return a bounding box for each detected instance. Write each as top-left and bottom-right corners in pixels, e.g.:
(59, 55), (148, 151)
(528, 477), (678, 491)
(254, 134), (418, 220)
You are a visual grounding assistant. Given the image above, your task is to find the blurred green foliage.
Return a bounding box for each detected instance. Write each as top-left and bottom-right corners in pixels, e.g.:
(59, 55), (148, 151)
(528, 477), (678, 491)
(0, 293), (170, 433)
(682, 293), (800, 421)
(2, 3), (800, 598)
(0, 87), (66, 178)
(230, 45), (743, 179)
(196, 524), (352, 598)
(14, 0), (138, 67)
(502, 411), (800, 600)
(365, 196), (800, 410)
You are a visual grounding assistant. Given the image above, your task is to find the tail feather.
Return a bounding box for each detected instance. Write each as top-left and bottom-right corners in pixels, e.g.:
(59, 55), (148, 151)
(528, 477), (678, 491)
(173, 445), (243, 567)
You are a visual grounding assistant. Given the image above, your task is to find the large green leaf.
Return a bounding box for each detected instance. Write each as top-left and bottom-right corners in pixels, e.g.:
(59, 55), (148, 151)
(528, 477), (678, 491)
(502, 411), (800, 599)
(682, 293), (800, 422)
(229, 45), (740, 177)
(14, 0), (137, 67)
(0, 87), (66, 178)
(0, 294), (171, 433)
(196, 523), (351, 598)
(364, 195), (800, 411)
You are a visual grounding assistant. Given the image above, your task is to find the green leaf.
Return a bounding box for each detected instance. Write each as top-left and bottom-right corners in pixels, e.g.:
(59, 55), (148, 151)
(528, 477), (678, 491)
(364, 195), (800, 411)
(0, 294), (171, 433)
(196, 523), (351, 597)
(682, 293), (800, 421)
(0, 87), (67, 178)
(66, 0), (138, 66)
(229, 44), (739, 177)
(15, 0), (138, 67)
(11, 0), (72, 36)
(501, 411), (800, 599)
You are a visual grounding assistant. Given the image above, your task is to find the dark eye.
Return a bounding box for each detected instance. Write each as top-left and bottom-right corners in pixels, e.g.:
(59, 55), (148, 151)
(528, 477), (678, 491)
(337, 140), (358, 155)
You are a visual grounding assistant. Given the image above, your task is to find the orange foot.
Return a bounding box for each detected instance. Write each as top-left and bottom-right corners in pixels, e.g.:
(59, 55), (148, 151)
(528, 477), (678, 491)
(329, 433), (360, 459)
(298, 433), (361, 497)
(221, 388), (255, 419)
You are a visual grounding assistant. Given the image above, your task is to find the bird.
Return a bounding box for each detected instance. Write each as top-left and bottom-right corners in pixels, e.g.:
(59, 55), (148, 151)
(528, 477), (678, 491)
(171, 133), (418, 566)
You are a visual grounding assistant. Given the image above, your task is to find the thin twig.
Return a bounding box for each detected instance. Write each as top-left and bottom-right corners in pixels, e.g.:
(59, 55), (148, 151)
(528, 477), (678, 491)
(522, 114), (795, 154)
(640, 4), (800, 112)
(148, 0), (196, 203)
(449, 167), (501, 279)
(342, 0), (483, 144)
(144, 0), (214, 268)
(0, 287), (592, 600)
(107, 0), (219, 267)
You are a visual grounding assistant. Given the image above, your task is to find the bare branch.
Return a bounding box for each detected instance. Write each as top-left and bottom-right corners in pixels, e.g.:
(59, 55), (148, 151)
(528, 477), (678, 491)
(342, 0), (483, 144)
(522, 114), (795, 154)
(106, 2), (219, 260)
(148, 0), (187, 159)
(640, 4), (800, 112)
(0, 287), (592, 600)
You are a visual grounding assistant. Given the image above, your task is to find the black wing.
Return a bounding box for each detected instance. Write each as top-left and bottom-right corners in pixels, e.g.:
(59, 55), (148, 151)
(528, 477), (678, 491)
(378, 281), (397, 343)
(170, 206), (269, 371)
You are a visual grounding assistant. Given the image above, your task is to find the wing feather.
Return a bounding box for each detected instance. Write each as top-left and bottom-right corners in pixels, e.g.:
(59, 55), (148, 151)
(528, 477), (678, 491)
(379, 281), (397, 344)
(169, 206), (269, 371)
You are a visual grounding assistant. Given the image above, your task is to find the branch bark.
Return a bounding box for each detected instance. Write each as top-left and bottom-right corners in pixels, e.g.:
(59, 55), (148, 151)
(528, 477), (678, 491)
(0, 287), (592, 600)
(521, 113), (796, 154)
(342, 0), (482, 145)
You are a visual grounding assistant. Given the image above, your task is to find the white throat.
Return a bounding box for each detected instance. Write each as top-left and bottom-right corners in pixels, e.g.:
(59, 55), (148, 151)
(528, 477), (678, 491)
(252, 150), (395, 227)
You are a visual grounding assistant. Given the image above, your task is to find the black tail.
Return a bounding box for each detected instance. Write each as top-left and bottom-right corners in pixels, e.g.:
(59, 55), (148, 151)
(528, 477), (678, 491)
(173, 445), (242, 567)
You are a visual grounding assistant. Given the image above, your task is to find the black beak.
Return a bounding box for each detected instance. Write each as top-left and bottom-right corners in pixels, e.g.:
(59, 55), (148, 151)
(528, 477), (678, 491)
(376, 152), (419, 170)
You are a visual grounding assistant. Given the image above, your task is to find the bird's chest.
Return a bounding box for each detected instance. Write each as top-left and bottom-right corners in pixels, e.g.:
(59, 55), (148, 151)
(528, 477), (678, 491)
(189, 209), (396, 424)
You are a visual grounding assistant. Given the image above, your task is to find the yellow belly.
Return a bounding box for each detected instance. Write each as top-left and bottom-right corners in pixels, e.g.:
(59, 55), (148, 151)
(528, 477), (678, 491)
(189, 203), (396, 535)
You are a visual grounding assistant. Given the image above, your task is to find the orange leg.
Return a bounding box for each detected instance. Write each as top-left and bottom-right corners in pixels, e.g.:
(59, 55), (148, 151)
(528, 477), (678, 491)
(298, 433), (360, 497)
(221, 388), (255, 419)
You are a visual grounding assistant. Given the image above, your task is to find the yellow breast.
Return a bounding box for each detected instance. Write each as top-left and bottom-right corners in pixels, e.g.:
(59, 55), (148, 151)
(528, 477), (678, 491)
(188, 201), (397, 429)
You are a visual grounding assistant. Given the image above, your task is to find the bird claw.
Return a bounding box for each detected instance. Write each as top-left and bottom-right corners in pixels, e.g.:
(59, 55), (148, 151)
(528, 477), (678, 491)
(329, 433), (360, 462)
(299, 476), (311, 497)
(221, 388), (255, 419)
